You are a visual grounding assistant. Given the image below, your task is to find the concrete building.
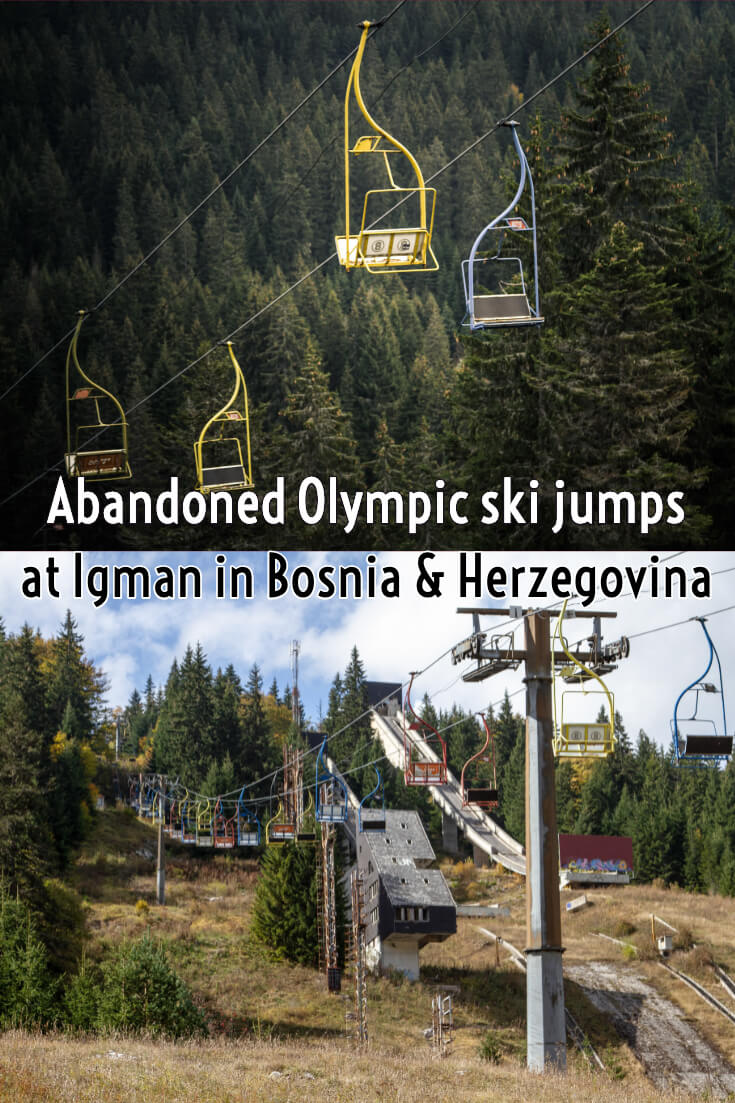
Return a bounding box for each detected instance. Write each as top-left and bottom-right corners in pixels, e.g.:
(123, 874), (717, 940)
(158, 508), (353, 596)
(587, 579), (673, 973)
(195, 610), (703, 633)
(355, 809), (456, 980)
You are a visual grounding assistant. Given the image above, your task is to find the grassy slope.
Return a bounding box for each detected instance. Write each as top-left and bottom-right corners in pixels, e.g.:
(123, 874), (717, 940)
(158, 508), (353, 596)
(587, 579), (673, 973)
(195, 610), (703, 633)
(1, 806), (734, 1102)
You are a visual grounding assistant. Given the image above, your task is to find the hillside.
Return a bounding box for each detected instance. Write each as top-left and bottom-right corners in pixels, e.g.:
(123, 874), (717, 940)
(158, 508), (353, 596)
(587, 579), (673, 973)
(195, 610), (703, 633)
(3, 804), (735, 1101)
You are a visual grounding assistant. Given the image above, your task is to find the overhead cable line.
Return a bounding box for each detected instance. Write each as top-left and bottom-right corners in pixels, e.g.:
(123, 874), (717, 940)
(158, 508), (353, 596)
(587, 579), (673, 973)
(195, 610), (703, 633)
(0, 0), (409, 407)
(170, 636), (458, 806)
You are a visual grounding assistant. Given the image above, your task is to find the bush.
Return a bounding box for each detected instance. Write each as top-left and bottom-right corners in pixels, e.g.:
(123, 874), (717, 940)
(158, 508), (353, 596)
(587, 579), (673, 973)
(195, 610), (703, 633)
(478, 1031), (503, 1063)
(96, 934), (207, 1038)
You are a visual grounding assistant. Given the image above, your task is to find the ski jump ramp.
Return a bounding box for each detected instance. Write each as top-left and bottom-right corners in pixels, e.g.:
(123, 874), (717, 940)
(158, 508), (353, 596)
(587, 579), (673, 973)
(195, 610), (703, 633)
(369, 710), (526, 876)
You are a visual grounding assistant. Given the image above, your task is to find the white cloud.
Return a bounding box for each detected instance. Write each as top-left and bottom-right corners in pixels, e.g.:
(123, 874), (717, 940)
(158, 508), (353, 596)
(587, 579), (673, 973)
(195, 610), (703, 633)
(3, 550), (734, 754)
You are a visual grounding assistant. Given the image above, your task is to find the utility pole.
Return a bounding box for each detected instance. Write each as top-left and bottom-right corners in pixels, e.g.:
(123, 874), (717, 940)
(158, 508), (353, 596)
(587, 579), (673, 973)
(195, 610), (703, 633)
(156, 817), (166, 905)
(350, 870), (368, 1044)
(319, 823), (340, 992)
(453, 605), (624, 1073)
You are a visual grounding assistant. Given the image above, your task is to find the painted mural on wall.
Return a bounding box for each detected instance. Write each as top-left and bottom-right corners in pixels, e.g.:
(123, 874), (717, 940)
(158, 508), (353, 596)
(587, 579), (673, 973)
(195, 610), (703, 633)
(558, 834), (634, 877)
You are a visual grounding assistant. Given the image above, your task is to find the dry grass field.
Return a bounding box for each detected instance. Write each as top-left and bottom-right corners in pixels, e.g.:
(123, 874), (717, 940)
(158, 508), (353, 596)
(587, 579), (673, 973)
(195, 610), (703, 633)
(2, 808), (735, 1102)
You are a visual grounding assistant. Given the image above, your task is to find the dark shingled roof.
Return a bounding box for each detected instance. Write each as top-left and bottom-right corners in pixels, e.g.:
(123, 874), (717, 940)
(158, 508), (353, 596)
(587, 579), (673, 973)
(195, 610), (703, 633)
(364, 681), (402, 708)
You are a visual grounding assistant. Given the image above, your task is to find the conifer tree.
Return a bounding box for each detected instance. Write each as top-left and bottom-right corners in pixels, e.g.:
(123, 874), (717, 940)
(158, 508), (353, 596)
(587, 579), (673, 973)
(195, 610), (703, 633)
(251, 843), (318, 967)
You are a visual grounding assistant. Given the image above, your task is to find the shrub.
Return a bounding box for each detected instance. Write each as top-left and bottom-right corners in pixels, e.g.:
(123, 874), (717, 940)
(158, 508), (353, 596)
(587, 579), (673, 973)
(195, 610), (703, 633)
(478, 1031), (503, 1063)
(96, 934), (207, 1038)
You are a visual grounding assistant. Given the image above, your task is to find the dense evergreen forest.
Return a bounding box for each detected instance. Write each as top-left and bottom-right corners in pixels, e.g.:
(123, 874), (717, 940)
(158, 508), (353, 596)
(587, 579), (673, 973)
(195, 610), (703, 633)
(1, 0), (734, 549)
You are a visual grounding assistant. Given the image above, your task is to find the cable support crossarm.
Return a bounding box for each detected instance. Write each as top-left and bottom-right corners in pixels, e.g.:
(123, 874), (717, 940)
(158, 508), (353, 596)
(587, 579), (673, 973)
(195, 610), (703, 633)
(6, 0), (658, 514)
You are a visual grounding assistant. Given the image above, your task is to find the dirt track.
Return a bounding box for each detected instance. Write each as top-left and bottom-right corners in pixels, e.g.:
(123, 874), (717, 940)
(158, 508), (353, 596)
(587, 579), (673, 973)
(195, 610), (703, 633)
(567, 961), (735, 1097)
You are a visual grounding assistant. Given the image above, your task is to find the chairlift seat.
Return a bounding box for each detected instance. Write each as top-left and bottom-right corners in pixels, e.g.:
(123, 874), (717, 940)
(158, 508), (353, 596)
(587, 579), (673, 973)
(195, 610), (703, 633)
(238, 829), (260, 846)
(472, 294), (543, 328)
(196, 834), (213, 847)
(681, 734), (733, 756)
(269, 823), (296, 843)
(360, 811), (386, 831)
(200, 463), (250, 490)
(336, 228), (429, 270)
(555, 722), (614, 759)
(297, 830), (317, 842)
(465, 787), (499, 806)
(317, 802), (347, 823)
(66, 450), (127, 477)
(406, 760), (446, 784)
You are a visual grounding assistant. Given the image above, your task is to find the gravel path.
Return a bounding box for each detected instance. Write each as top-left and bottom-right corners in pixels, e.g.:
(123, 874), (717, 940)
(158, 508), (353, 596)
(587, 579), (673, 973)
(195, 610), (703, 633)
(566, 961), (735, 1097)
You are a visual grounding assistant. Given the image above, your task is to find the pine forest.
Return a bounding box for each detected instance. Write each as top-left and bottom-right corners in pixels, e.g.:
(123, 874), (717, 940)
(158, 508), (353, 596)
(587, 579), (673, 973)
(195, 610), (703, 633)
(1, 0), (734, 549)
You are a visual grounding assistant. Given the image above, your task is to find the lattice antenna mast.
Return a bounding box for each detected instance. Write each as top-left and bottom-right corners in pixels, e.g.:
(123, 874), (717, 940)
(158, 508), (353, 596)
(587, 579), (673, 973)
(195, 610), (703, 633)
(290, 639), (301, 733)
(350, 870), (368, 1044)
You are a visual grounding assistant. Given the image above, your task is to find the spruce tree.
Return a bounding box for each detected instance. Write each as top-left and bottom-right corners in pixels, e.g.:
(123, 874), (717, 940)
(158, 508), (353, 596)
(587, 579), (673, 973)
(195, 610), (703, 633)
(251, 842), (318, 966)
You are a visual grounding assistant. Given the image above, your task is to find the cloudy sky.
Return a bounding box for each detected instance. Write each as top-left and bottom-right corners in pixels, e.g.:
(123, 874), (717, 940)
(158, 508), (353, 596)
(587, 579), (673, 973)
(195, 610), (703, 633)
(3, 549), (734, 750)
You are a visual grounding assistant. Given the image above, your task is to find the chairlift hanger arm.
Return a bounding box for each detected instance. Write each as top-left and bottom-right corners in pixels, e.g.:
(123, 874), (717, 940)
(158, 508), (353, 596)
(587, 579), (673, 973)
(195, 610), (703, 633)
(673, 618), (728, 742)
(346, 21), (427, 208)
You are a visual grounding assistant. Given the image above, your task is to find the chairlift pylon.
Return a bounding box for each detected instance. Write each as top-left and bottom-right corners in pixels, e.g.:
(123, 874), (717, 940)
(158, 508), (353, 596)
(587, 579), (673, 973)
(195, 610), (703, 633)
(65, 310), (132, 480)
(193, 342), (253, 493)
(671, 618), (733, 768)
(335, 21), (437, 273)
(461, 122), (543, 331)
